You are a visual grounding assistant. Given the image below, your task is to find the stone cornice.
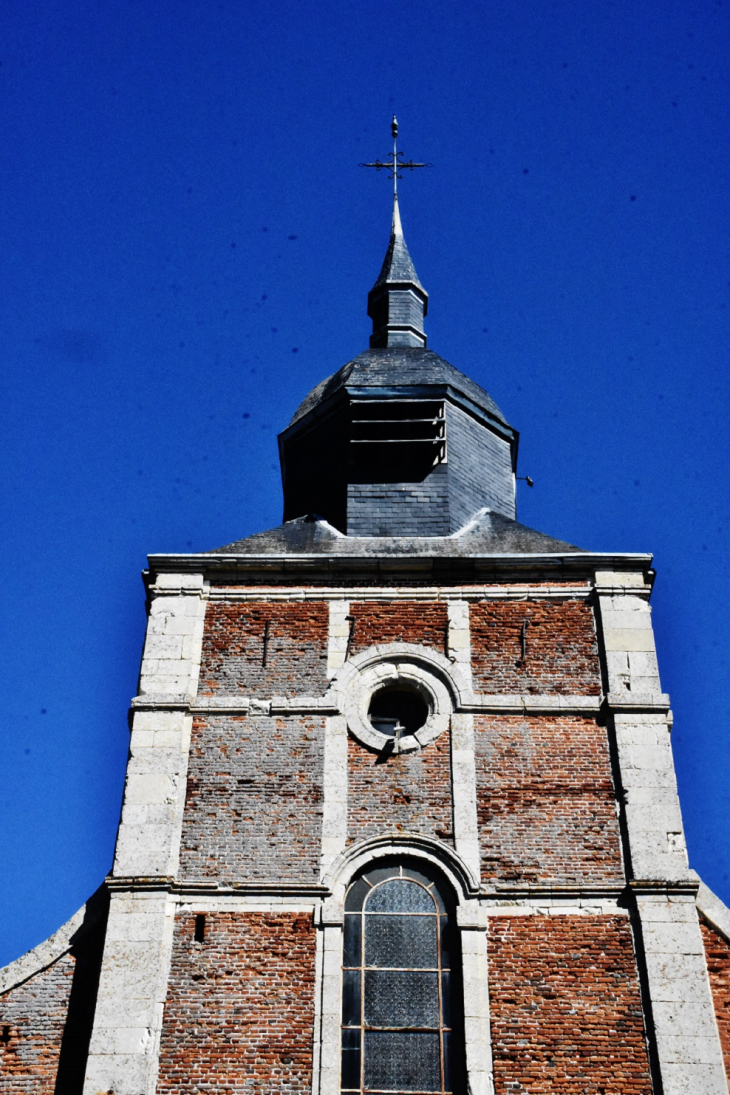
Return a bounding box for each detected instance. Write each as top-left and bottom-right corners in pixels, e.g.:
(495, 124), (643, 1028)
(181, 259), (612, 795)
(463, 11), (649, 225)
(147, 551), (654, 584)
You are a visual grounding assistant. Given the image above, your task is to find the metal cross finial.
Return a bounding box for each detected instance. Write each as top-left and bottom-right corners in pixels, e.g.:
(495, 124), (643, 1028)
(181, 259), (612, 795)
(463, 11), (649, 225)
(360, 115), (430, 198)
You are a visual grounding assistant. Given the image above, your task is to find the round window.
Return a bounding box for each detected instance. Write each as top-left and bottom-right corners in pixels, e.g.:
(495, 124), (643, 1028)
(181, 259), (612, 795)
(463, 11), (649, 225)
(368, 683), (429, 740)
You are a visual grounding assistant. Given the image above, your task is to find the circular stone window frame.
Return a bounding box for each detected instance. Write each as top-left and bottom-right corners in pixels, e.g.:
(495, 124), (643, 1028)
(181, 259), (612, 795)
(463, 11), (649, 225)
(334, 645), (458, 754)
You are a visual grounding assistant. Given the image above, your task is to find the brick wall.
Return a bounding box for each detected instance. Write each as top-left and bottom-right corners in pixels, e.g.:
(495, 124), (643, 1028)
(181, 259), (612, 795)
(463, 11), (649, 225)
(0, 958), (73, 1095)
(157, 911), (316, 1095)
(488, 914), (652, 1094)
(470, 600), (601, 694)
(199, 602), (330, 697)
(0, 904), (106, 1095)
(474, 716), (623, 885)
(701, 917), (730, 1084)
(179, 715), (324, 883)
(349, 600), (449, 655)
(347, 730), (453, 844)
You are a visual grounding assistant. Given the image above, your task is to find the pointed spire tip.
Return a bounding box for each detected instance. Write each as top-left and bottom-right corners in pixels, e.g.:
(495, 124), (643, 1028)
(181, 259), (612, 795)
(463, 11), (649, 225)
(391, 192), (403, 237)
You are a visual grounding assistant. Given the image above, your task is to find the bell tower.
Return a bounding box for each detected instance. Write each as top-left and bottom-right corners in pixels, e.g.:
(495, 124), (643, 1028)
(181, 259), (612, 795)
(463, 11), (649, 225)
(2, 123), (730, 1095)
(279, 172), (517, 537)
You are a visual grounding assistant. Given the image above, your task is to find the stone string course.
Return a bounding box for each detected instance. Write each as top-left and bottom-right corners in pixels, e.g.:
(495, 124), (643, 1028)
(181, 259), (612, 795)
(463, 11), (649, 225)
(157, 911), (316, 1095)
(488, 914), (653, 1094)
(474, 715), (624, 886)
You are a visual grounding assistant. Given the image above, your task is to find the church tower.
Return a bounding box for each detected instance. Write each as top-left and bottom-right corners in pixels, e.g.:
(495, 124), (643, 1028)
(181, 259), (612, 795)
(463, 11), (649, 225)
(2, 124), (730, 1095)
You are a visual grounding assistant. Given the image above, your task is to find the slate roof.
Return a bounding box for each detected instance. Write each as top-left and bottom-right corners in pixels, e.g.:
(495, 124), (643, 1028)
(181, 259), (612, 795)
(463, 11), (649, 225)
(288, 347), (510, 429)
(371, 226), (425, 292)
(207, 509), (582, 556)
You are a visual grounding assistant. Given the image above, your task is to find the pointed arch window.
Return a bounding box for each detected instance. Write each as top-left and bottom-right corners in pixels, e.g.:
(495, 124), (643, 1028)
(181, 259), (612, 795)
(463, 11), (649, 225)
(341, 861), (465, 1095)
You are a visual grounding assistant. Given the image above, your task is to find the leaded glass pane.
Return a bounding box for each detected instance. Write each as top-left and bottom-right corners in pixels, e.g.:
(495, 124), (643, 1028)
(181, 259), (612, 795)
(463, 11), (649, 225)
(366, 878), (435, 913)
(364, 913), (437, 968)
(343, 914), (362, 967)
(342, 969), (361, 1027)
(364, 970), (439, 1027)
(440, 971), (452, 1028)
(363, 864), (400, 887)
(402, 867), (445, 909)
(442, 1030), (452, 1092)
(342, 863), (464, 1094)
(363, 1031), (441, 1092)
(439, 915), (452, 969)
(346, 878), (371, 912)
(341, 1027), (361, 1089)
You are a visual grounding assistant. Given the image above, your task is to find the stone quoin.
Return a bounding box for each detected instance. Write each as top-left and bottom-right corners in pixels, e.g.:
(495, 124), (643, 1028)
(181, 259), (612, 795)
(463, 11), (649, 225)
(2, 125), (730, 1095)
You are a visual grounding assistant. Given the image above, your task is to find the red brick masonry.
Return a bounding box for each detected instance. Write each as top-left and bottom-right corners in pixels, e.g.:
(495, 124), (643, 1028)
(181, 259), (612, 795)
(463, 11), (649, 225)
(347, 730), (453, 845)
(349, 600), (449, 655)
(470, 600), (601, 694)
(701, 917), (730, 1085)
(0, 956), (74, 1095)
(199, 601), (330, 697)
(158, 912), (315, 1095)
(475, 716), (624, 885)
(179, 715), (325, 884)
(488, 914), (652, 1094)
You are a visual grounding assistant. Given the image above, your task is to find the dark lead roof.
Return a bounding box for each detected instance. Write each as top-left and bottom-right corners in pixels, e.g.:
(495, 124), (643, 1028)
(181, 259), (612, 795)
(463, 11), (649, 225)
(208, 509), (581, 556)
(288, 347), (510, 430)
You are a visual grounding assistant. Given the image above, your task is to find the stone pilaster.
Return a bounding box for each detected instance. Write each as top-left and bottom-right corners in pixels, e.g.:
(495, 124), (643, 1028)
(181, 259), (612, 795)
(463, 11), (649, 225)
(636, 891), (728, 1095)
(458, 901), (495, 1095)
(83, 572), (207, 1095)
(597, 569), (727, 1094)
(450, 712), (481, 880)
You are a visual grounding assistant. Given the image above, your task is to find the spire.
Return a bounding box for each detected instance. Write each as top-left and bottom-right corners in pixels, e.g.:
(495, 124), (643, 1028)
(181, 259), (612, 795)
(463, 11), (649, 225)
(362, 118), (430, 348)
(372, 193), (425, 292)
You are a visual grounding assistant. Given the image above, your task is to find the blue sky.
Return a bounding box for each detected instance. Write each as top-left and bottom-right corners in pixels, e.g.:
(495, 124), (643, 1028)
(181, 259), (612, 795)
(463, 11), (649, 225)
(1, 0), (729, 965)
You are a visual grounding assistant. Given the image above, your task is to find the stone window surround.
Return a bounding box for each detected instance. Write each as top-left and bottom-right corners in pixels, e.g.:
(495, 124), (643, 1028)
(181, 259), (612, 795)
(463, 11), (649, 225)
(334, 644), (465, 754)
(312, 834), (493, 1095)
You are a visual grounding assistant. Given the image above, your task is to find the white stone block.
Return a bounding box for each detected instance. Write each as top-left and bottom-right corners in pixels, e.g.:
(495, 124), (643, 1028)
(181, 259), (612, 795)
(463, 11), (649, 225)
(628, 650), (661, 677)
(155, 573), (185, 589)
(179, 573), (205, 589)
(143, 633), (183, 660)
(632, 804), (685, 831)
(130, 729), (155, 750)
(92, 992), (160, 1029)
(603, 628), (657, 652)
(602, 608), (653, 631)
(123, 773), (176, 807)
(626, 785), (684, 807)
(162, 613), (197, 635)
(643, 921), (704, 955)
(84, 1054), (150, 1094)
(595, 570), (647, 588)
(621, 741), (674, 770)
(660, 1062), (728, 1095)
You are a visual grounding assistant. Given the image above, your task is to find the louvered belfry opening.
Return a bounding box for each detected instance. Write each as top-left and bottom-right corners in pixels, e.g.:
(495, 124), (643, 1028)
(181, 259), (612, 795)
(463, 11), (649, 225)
(349, 398), (446, 484)
(341, 860), (465, 1095)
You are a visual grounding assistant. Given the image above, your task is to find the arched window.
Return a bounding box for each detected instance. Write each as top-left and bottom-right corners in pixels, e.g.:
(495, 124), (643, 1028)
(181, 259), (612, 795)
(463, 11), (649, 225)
(341, 860), (465, 1095)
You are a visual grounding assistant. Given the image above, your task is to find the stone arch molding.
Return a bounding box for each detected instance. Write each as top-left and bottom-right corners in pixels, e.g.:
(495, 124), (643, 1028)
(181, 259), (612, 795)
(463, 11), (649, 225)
(326, 642), (473, 753)
(322, 832), (481, 912)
